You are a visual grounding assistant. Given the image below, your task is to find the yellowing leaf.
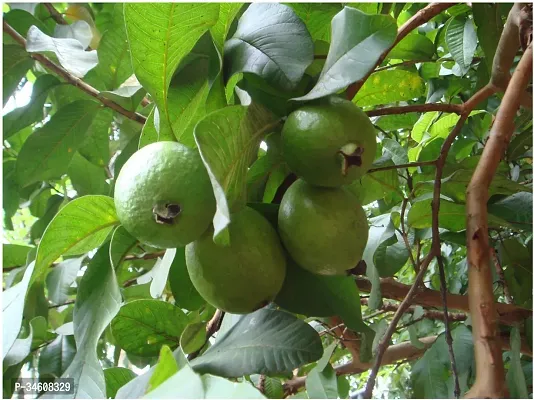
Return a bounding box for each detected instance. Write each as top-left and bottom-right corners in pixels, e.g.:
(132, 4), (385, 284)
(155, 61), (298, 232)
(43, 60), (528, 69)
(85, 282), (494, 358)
(354, 70), (425, 107)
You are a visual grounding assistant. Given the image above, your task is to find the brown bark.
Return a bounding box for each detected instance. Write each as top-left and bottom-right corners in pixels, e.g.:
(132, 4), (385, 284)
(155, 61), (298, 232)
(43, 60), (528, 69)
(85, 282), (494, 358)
(355, 277), (531, 326)
(465, 42), (532, 398)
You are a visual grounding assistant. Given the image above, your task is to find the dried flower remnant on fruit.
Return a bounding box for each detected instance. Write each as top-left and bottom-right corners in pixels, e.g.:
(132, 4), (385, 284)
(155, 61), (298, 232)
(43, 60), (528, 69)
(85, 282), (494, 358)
(153, 203), (182, 225)
(338, 143), (364, 176)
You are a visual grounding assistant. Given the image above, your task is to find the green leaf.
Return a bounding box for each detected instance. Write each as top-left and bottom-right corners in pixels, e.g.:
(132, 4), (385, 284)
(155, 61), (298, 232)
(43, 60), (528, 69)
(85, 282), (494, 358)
(138, 107), (174, 149)
(68, 152), (110, 196)
(472, 4), (503, 74)
(191, 309), (323, 377)
(275, 260), (368, 332)
(382, 138), (409, 165)
(202, 375), (266, 399)
(263, 376), (285, 399)
(294, 7), (396, 101)
(26, 26), (98, 77)
(194, 104), (278, 242)
(374, 231), (410, 277)
(144, 363), (204, 399)
(224, 3), (313, 91)
(507, 130), (533, 161)
(306, 364), (338, 399)
(78, 108), (113, 167)
(375, 112), (419, 132)
(507, 327), (529, 399)
(445, 17), (477, 75)
(3, 44), (34, 105)
(4, 314), (34, 367)
(169, 247), (205, 311)
(104, 367), (137, 399)
(147, 345), (179, 393)
(488, 192), (533, 232)
(30, 195), (63, 245)
(45, 256), (84, 305)
(50, 242), (121, 398)
(38, 335), (76, 378)
(3, 244), (34, 268)
(3, 74), (60, 139)
(96, 3), (134, 90)
(354, 69), (425, 107)
(180, 322), (207, 355)
(289, 3), (343, 42)
(412, 111), (439, 143)
(387, 33), (435, 60)
(16, 100), (100, 187)
(33, 195), (119, 284)
(111, 299), (189, 357)
(348, 166), (400, 205)
(408, 198), (512, 232)
(2, 262), (35, 359)
(124, 3), (218, 134)
(411, 335), (450, 398)
(211, 3), (244, 55)
(109, 226), (138, 270)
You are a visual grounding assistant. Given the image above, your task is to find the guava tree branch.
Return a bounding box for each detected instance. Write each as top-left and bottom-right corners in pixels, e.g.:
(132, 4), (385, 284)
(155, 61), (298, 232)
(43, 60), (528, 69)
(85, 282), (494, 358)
(355, 276), (532, 326)
(2, 20), (147, 125)
(366, 103), (463, 117)
(465, 43), (532, 399)
(361, 111), (469, 398)
(367, 160), (436, 173)
(43, 3), (67, 24)
(347, 3), (455, 100)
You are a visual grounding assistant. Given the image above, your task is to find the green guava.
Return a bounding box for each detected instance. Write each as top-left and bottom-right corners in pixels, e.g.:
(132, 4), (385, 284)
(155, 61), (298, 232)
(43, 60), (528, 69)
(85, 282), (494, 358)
(114, 141), (215, 249)
(185, 207), (287, 314)
(281, 96), (377, 187)
(278, 179), (368, 275)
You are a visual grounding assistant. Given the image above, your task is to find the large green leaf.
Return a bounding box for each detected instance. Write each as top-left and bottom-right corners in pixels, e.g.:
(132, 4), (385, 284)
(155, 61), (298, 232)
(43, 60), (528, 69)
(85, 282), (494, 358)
(194, 104), (279, 243)
(191, 309), (323, 377)
(411, 335), (451, 398)
(289, 3), (343, 43)
(294, 7), (396, 101)
(445, 17), (477, 75)
(472, 4), (503, 74)
(3, 244), (34, 268)
(45, 256), (84, 305)
(147, 345), (180, 393)
(96, 3), (134, 90)
(506, 327), (529, 399)
(211, 3), (244, 55)
(33, 195), (119, 284)
(78, 108), (113, 167)
(111, 299), (189, 357)
(488, 192), (533, 232)
(224, 3), (313, 91)
(407, 198), (512, 232)
(169, 248), (205, 311)
(26, 26), (98, 77)
(305, 343), (338, 399)
(3, 74), (60, 139)
(275, 261), (368, 332)
(109, 226), (138, 270)
(3, 262), (35, 359)
(124, 3), (218, 133)
(16, 101), (100, 187)
(387, 33), (435, 60)
(49, 242), (121, 398)
(353, 69), (425, 107)
(104, 367), (137, 399)
(38, 335), (76, 378)
(3, 44), (34, 106)
(68, 152), (110, 196)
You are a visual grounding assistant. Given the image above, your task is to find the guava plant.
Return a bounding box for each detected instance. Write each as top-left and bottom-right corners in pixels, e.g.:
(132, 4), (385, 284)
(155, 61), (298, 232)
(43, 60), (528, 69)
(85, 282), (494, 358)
(3, 3), (533, 399)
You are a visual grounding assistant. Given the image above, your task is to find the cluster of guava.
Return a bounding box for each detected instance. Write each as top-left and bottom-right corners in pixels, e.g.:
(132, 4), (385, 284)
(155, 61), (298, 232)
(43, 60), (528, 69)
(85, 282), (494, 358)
(114, 96), (376, 314)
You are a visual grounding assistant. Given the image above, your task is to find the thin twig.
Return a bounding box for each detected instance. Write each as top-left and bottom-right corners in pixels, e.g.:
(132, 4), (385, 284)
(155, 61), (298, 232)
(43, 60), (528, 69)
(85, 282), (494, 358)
(490, 247), (513, 303)
(436, 255), (461, 398)
(465, 43), (533, 399)
(400, 198), (418, 271)
(3, 21), (147, 125)
(347, 3), (455, 100)
(373, 57), (482, 73)
(368, 159), (436, 173)
(362, 112), (469, 398)
(43, 3), (67, 24)
(48, 300), (75, 309)
(366, 103), (462, 117)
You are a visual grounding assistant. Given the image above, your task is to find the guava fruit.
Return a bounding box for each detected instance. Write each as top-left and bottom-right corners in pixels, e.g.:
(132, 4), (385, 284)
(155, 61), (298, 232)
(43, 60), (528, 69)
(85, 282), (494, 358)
(185, 207), (287, 314)
(281, 96), (377, 187)
(114, 141), (215, 249)
(278, 179), (368, 275)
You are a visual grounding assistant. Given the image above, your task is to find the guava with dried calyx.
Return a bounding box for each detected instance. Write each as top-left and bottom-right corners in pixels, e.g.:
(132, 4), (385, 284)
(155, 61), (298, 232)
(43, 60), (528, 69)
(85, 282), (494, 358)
(114, 141), (215, 249)
(185, 207), (287, 314)
(278, 179), (368, 275)
(281, 96), (377, 187)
